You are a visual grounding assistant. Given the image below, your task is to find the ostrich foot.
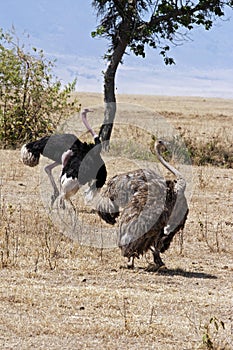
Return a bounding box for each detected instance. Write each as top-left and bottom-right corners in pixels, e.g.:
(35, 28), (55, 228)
(146, 250), (165, 272)
(119, 256), (135, 270)
(127, 256), (135, 269)
(126, 263), (134, 270)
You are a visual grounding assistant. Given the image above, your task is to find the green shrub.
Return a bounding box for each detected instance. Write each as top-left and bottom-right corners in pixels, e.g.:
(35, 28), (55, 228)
(0, 28), (80, 148)
(181, 130), (233, 168)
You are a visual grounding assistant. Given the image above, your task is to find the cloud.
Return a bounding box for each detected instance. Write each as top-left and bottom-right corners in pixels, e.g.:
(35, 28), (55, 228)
(1, 1), (233, 98)
(51, 52), (233, 98)
(48, 52), (103, 91)
(49, 51), (233, 98)
(116, 63), (233, 98)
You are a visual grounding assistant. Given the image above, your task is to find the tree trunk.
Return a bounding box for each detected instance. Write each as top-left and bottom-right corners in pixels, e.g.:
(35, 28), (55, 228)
(99, 24), (130, 151)
(99, 63), (117, 152)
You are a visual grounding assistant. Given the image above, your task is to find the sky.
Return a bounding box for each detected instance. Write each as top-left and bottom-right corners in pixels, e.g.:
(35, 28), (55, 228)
(1, 0), (233, 98)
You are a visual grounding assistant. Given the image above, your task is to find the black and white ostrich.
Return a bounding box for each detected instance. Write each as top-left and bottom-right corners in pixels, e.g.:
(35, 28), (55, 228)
(59, 114), (107, 206)
(88, 140), (189, 271)
(21, 109), (107, 204)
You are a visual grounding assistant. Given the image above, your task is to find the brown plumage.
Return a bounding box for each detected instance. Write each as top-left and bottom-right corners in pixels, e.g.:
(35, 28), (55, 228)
(92, 140), (189, 271)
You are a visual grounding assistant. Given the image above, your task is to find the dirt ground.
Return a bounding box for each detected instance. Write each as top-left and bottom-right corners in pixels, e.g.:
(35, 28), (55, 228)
(0, 93), (232, 349)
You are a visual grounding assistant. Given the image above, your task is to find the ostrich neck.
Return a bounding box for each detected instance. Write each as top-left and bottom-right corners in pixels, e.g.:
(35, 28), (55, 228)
(156, 147), (186, 192)
(156, 146), (183, 180)
(81, 112), (98, 139)
(156, 144), (187, 192)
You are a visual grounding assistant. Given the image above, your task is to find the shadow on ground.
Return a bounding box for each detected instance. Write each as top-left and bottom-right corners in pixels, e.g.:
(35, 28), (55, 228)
(157, 267), (217, 279)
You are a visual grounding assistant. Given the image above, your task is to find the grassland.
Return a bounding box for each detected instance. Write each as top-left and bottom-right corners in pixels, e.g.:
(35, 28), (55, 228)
(0, 93), (232, 349)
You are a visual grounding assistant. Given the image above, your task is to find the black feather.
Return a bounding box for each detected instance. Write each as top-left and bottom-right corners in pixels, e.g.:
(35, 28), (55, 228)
(97, 210), (120, 225)
(61, 141), (107, 188)
(25, 134), (78, 163)
(42, 134), (78, 163)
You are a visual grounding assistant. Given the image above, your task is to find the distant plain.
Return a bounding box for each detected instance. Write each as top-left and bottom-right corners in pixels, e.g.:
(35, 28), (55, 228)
(0, 93), (232, 349)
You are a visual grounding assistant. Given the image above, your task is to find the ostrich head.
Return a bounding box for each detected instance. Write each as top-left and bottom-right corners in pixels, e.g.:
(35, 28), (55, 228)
(155, 139), (168, 154)
(82, 108), (93, 114)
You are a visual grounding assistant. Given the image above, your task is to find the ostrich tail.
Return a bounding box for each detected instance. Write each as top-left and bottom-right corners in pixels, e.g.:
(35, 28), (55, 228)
(98, 210), (118, 225)
(21, 144), (40, 167)
(84, 185), (99, 203)
(21, 136), (49, 167)
(93, 193), (120, 225)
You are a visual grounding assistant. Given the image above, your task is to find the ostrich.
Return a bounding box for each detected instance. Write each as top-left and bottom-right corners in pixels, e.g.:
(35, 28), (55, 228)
(91, 140), (189, 271)
(58, 113), (107, 206)
(21, 109), (107, 204)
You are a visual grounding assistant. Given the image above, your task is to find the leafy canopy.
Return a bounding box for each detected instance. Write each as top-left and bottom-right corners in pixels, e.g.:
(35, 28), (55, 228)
(0, 28), (79, 148)
(92, 0), (232, 64)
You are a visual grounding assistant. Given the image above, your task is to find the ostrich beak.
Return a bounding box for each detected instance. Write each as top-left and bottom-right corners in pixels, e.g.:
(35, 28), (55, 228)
(82, 108), (93, 114)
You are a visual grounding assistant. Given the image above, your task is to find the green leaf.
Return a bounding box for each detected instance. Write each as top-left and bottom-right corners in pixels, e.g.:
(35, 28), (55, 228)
(0, 27), (80, 148)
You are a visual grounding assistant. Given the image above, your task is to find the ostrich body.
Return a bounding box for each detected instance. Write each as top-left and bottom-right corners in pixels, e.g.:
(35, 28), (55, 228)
(21, 109), (107, 204)
(94, 140), (189, 270)
(59, 113), (107, 204)
(21, 133), (78, 201)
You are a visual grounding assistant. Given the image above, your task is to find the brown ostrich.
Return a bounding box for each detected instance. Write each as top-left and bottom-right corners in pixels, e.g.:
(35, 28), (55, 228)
(91, 140), (189, 271)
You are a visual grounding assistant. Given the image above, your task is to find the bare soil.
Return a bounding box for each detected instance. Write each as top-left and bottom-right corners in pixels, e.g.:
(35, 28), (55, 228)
(0, 93), (232, 349)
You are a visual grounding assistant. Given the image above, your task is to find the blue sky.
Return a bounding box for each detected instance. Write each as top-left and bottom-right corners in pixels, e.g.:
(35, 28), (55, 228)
(1, 0), (233, 98)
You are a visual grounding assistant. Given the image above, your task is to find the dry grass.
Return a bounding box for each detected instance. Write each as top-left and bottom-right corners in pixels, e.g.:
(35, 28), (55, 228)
(0, 94), (233, 350)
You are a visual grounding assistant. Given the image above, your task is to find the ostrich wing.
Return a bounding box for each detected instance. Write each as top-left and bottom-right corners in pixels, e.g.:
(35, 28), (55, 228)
(117, 169), (168, 249)
(164, 193), (188, 236)
(61, 142), (104, 183)
(42, 134), (78, 163)
(96, 169), (160, 226)
(95, 193), (120, 225)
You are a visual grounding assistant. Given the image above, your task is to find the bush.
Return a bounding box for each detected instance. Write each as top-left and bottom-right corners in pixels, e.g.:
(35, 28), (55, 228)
(181, 130), (233, 168)
(0, 28), (80, 148)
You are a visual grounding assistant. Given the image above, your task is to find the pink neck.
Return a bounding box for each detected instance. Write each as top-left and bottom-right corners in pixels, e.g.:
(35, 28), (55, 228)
(81, 111), (98, 139)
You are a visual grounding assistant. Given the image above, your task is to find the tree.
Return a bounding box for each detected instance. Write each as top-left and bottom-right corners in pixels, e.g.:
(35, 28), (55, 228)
(91, 0), (233, 150)
(0, 28), (79, 148)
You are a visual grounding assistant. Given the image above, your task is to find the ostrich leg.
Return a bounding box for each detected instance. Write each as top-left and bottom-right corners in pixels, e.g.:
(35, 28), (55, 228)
(44, 162), (60, 204)
(145, 247), (165, 272)
(127, 256), (135, 269)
